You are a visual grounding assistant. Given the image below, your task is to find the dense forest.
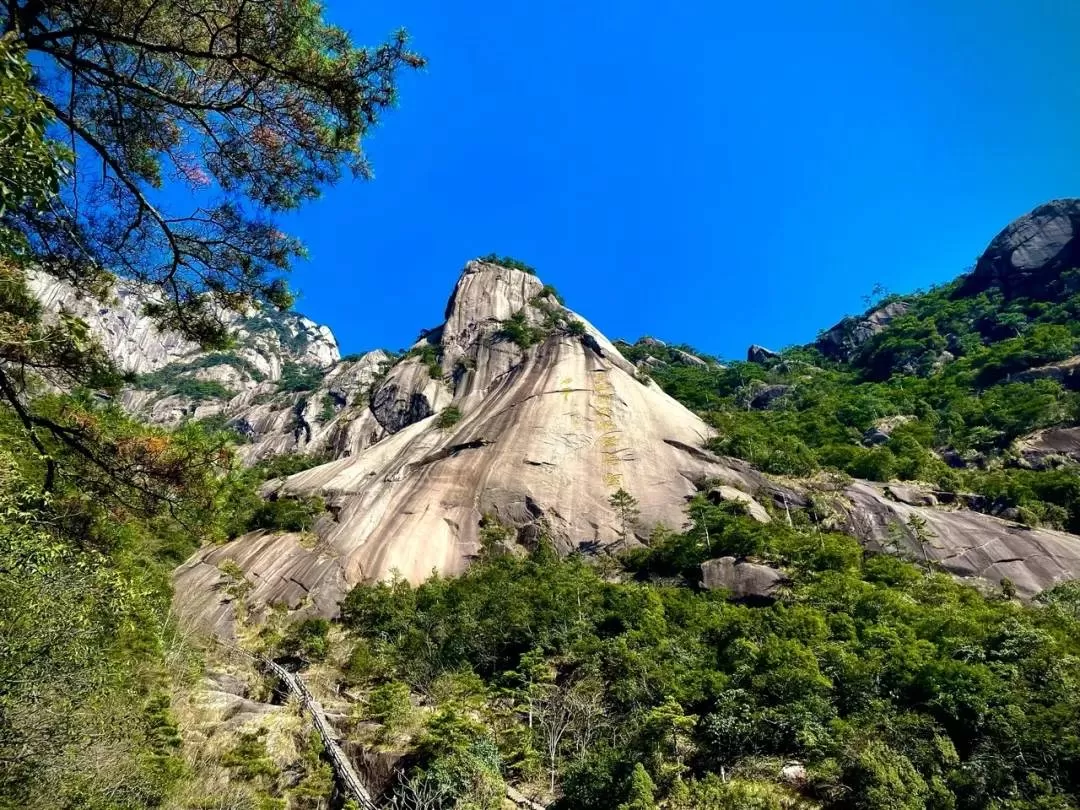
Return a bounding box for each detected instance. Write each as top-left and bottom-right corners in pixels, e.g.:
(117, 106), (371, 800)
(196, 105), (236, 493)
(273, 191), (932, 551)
(273, 262), (1080, 810)
(3, 2), (1080, 810)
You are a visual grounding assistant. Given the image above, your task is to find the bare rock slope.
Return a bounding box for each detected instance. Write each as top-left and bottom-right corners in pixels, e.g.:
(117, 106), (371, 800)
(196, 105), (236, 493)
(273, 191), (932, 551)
(174, 262), (1080, 634)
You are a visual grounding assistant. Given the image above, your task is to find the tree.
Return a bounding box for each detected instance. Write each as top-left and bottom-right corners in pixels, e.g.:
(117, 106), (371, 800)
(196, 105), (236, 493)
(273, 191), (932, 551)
(3, 0), (423, 342)
(0, 1), (421, 497)
(0, 32), (67, 255)
(618, 764), (656, 810)
(609, 488), (640, 547)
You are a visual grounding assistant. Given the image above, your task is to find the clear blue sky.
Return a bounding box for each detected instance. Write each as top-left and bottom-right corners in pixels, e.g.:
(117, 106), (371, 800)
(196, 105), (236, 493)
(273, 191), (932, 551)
(279, 0), (1080, 360)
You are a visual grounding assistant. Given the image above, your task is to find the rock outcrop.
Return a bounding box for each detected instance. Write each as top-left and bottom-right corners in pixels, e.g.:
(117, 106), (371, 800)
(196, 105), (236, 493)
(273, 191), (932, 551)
(964, 198), (1080, 299)
(1017, 427), (1080, 469)
(747, 344), (780, 364)
(839, 481), (1080, 596)
(816, 300), (910, 361)
(174, 261), (779, 633)
(27, 268), (399, 463)
(170, 261), (1080, 635)
(1014, 355), (1080, 390)
(700, 557), (788, 603)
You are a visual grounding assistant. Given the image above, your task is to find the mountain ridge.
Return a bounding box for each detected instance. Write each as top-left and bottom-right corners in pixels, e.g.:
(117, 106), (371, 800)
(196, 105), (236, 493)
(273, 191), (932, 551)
(29, 200), (1080, 637)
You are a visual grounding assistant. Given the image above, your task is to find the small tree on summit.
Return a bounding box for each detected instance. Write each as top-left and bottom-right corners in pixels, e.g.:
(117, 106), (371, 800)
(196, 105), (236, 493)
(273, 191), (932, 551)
(609, 488), (640, 547)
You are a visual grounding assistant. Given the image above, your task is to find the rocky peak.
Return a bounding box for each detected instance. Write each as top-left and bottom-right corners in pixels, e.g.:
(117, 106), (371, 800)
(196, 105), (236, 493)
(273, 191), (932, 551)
(442, 260), (544, 340)
(174, 257), (1080, 637)
(966, 198), (1080, 299)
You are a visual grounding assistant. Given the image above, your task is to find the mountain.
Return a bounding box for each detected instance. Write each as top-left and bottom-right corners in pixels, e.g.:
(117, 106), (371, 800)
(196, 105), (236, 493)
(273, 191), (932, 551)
(174, 260), (781, 632)
(20, 199), (1080, 810)
(171, 234), (1077, 633)
(31, 202), (1080, 638)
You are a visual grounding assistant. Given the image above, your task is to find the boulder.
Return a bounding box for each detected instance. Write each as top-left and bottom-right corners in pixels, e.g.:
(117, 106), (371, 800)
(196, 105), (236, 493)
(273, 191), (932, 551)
(863, 415), (915, 446)
(964, 198), (1080, 299)
(638, 336), (666, 348)
(884, 483), (939, 507)
(780, 763), (808, 786)
(747, 344), (780, 364)
(1016, 426), (1080, 469)
(816, 300), (910, 361)
(707, 486), (772, 523)
(749, 384), (790, 410)
(700, 557), (788, 603)
(672, 348), (707, 367)
(1014, 355), (1080, 390)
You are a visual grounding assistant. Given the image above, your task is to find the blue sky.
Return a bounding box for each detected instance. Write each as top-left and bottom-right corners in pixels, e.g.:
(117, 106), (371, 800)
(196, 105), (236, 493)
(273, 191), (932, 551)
(279, 0), (1080, 360)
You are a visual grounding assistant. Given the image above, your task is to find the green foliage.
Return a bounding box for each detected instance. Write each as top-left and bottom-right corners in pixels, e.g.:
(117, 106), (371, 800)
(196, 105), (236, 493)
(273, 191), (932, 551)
(0, 34), (68, 255)
(437, 405), (463, 429)
(619, 763), (657, 810)
(407, 343), (444, 378)
(136, 352), (272, 400)
(479, 253), (537, 274)
(628, 269), (1080, 535)
(252, 452), (332, 481)
(566, 318), (588, 336)
(365, 681), (414, 731)
(221, 730), (280, 782)
(276, 361), (324, 393)
(340, 503), (1080, 809)
(5, 2), (423, 347)
(279, 618), (331, 663)
(538, 283), (565, 304)
(245, 494), (325, 534)
(609, 488), (641, 544)
(319, 393), (338, 422)
(498, 309), (545, 349)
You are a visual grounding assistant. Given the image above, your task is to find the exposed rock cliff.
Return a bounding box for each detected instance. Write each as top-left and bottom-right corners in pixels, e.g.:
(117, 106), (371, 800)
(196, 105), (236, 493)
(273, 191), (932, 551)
(815, 300), (910, 360)
(174, 262), (781, 632)
(964, 198), (1080, 299)
(170, 261), (1080, 636)
(30, 269), (364, 461)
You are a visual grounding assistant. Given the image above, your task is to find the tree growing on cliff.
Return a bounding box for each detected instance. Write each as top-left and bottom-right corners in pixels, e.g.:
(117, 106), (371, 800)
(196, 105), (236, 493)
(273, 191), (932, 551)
(609, 488), (640, 547)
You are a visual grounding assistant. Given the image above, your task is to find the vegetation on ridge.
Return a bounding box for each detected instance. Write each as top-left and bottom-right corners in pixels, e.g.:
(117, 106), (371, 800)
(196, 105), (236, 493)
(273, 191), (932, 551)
(626, 272), (1080, 532)
(324, 502), (1080, 810)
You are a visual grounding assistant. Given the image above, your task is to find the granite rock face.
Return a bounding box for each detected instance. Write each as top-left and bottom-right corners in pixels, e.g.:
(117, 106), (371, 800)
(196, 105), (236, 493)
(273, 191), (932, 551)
(965, 198), (1080, 298)
(839, 481), (1080, 597)
(700, 557), (788, 603)
(816, 301), (910, 361)
(27, 268), (398, 463)
(174, 262), (780, 634)
(170, 262), (1080, 636)
(37, 258), (1080, 633)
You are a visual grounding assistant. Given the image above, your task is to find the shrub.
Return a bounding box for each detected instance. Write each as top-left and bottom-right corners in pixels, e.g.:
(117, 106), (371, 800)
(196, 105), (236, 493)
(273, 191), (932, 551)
(252, 452), (331, 481)
(279, 617), (331, 662)
(478, 253), (536, 275)
(407, 344), (443, 378)
(566, 318), (588, 336)
(538, 283), (564, 304)
(245, 495), (325, 533)
(276, 361), (324, 392)
(365, 681), (413, 731)
(437, 405), (463, 429)
(319, 393), (338, 422)
(497, 310), (543, 349)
